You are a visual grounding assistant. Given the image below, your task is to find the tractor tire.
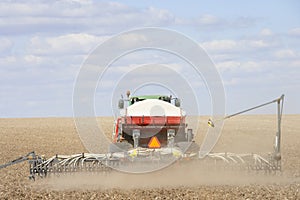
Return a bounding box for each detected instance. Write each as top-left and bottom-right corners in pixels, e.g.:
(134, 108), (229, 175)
(176, 141), (200, 154)
(109, 141), (132, 153)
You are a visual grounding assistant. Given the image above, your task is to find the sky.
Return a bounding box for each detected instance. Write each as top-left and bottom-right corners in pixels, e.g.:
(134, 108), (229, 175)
(0, 0), (299, 117)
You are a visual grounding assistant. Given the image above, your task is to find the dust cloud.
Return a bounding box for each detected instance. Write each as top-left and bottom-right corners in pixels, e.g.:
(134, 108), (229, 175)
(33, 162), (298, 191)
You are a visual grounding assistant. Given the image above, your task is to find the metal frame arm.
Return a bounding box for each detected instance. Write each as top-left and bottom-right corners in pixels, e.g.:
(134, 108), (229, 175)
(225, 94), (284, 119)
(0, 151), (35, 169)
(225, 94), (284, 159)
(208, 94), (284, 160)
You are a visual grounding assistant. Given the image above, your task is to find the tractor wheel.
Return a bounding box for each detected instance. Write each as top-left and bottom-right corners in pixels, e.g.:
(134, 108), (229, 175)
(109, 141), (132, 153)
(176, 141), (200, 153)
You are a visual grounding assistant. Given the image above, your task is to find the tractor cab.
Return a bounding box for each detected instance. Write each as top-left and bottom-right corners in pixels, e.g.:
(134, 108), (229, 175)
(118, 93), (181, 109)
(129, 95), (171, 106)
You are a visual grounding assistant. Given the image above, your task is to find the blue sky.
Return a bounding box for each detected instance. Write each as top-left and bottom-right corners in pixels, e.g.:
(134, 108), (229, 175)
(0, 0), (299, 117)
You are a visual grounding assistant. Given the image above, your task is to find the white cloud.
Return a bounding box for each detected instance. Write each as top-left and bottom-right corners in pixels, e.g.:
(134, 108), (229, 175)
(217, 57), (300, 75)
(216, 60), (262, 72)
(240, 61), (261, 72)
(188, 15), (257, 30)
(247, 40), (269, 48)
(288, 27), (300, 36)
(0, 1), (179, 35)
(64, 0), (93, 4)
(202, 40), (238, 52)
(291, 60), (300, 67)
(0, 1), (259, 36)
(0, 0), (299, 117)
(107, 63), (184, 75)
(117, 33), (148, 48)
(24, 55), (44, 64)
(201, 38), (277, 54)
(0, 2), (50, 17)
(223, 77), (241, 86)
(175, 14), (224, 28)
(274, 49), (297, 59)
(146, 7), (175, 24)
(28, 33), (109, 55)
(216, 61), (241, 71)
(260, 28), (273, 36)
(196, 14), (220, 25)
(0, 56), (17, 66)
(0, 38), (12, 53)
(0, 1), (128, 18)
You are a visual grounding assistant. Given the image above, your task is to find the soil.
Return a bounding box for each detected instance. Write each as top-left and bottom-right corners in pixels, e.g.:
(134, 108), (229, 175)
(0, 115), (299, 199)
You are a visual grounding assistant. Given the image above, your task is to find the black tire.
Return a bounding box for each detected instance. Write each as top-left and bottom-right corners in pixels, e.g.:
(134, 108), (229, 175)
(176, 141), (200, 153)
(109, 141), (132, 153)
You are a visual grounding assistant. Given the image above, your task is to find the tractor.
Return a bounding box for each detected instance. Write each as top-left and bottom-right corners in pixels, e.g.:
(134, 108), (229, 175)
(0, 91), (284, 179)
(109, 91), (197, 153)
